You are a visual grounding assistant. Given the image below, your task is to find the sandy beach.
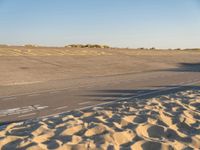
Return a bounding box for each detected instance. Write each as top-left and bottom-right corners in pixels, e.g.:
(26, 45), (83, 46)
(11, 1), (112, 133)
(0, 89), (199, 150)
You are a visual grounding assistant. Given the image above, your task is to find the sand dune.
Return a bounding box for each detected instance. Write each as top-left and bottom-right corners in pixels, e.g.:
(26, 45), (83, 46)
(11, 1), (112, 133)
(0, 89), (200, 149)
(0, 47), (112, 56)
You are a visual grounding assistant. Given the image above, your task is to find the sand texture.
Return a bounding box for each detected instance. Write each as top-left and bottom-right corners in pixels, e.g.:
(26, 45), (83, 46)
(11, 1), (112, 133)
(0, 89), (200, 150)
(1, 46), (200, 87)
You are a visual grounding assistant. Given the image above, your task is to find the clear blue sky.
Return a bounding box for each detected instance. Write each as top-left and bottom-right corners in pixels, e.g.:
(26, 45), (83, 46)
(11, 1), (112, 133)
(0, 0), (200, 48)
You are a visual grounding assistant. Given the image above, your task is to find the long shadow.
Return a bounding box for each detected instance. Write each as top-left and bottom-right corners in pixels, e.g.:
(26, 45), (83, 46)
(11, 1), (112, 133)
(81, 63), (200, 102)
(3, 86), (197, 127)
(166, 62), (200, 72)
(82, 85), (200, 103)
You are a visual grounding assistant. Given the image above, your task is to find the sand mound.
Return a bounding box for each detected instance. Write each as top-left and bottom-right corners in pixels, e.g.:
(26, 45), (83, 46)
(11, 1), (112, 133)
(0, 89), (200, 149)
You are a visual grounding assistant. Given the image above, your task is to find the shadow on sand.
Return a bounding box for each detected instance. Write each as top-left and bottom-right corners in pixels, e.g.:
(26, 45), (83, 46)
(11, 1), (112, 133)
(167, 62), (200, 72)
(82, 85), (200, 103)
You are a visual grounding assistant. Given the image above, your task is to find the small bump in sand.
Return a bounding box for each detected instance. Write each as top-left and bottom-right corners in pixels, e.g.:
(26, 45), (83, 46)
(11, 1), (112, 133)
(0, 89), (200, 149)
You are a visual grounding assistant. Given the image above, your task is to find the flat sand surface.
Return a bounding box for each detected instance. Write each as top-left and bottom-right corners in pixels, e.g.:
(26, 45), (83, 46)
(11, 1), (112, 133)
(0, 89), (200, 149)
(0, 46), (200, 87)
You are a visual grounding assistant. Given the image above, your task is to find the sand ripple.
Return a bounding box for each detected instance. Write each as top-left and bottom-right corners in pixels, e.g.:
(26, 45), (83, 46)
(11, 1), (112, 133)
(0, 90), (200, 149)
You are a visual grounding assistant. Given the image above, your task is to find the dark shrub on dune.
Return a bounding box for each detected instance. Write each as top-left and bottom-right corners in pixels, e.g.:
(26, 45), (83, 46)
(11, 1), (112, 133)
(65, 44), (110, 49)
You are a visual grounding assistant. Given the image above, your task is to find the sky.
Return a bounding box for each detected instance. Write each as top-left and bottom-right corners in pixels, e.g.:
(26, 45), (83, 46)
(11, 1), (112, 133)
(0, 0), (200, 48)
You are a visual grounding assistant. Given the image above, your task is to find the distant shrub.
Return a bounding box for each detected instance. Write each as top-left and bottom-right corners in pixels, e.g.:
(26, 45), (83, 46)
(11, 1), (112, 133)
(65, 44), (110, 49)
(65, 44), (83, 48)
(24, 44), (37, 48)
(175, 48), (181, 50)
(138, 47), (145, 50)
(150, 47), (156, 50)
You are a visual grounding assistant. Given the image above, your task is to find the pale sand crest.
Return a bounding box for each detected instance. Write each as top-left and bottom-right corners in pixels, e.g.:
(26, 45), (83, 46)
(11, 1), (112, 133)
(0, 90), (200, 150)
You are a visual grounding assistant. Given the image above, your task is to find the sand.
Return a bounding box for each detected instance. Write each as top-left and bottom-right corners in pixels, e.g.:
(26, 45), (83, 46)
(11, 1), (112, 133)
(1, 46), (200, 87)
(0, 89), (199, 150)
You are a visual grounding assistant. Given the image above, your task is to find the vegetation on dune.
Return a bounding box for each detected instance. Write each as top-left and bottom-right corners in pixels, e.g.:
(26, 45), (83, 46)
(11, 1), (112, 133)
(65, 44), (110, 49)
(1, 44), (200, 51)
(24, 44), (38, 48)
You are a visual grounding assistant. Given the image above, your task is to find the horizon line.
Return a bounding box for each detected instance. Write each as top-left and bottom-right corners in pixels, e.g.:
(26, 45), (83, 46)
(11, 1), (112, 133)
(0, 43), (200, 50)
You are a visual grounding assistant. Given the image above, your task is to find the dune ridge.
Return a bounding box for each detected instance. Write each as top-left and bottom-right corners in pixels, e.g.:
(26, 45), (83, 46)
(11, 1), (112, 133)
(0, 89), (200, 150)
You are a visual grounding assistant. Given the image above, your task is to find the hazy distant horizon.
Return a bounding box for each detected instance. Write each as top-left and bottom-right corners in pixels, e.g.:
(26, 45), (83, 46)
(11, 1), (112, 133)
(1, 43), (200, 50)
(0, 0), (200, 49)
